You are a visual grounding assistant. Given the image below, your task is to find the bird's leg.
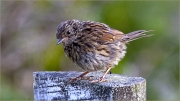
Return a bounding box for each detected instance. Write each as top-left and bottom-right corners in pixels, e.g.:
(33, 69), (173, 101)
(91, 68), (111, 83)
(99, 68), (111, 81)
(68, 71), (89, 83)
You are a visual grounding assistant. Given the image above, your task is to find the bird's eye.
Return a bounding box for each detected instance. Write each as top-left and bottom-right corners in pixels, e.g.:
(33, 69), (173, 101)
(66, 31), (70, 35)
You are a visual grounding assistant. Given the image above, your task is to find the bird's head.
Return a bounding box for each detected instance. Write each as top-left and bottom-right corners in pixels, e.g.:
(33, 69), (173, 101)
(56, 19), (80, 45)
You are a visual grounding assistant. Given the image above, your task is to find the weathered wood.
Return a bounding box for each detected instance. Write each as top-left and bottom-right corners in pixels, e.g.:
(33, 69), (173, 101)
(33, 71), (146, 101)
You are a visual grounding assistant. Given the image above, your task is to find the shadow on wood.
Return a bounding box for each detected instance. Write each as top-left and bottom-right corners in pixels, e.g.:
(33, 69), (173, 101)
(33, 71), (146, 101)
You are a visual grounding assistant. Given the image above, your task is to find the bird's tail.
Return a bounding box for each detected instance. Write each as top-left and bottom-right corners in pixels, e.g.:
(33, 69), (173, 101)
(122, 30), (153, 43)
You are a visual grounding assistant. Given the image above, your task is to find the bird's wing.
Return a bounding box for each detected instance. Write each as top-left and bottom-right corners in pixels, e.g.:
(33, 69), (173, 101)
(81, 21), (124, 45)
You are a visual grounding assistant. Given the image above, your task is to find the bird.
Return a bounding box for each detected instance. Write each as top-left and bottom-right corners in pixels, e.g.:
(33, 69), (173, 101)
(56, 19), (153, 83)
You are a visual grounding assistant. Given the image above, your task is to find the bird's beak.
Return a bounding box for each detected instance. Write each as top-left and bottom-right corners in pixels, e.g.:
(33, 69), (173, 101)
(56, 38), (63, 45)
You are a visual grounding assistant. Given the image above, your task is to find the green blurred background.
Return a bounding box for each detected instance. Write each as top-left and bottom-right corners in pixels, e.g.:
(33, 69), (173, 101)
(1, 1), (179, 100)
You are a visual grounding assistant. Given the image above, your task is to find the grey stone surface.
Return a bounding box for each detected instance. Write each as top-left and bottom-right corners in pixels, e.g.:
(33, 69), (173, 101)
(33, 71), (146, 101)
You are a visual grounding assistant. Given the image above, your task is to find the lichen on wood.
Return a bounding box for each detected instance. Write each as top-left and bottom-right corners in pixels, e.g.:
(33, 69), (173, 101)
(33, 71), (146, 101)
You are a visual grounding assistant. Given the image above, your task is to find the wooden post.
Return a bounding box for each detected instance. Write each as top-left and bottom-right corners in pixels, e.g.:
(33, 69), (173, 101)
(33, 71), (146, 101)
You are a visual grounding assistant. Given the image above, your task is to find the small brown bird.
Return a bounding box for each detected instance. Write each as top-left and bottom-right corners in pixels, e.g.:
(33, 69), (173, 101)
(56, 19), (152, 83)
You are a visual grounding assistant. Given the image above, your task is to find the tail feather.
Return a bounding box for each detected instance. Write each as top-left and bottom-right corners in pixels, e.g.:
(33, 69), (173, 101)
(122, 30), (153, 43)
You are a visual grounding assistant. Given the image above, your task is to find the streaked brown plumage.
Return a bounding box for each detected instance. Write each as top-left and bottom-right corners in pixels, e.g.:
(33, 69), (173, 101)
(56, 19), (152, 83)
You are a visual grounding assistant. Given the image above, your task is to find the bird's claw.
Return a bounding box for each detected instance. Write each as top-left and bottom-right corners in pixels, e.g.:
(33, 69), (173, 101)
(68, 76), (94, 83)
(90, 77), (107, 83)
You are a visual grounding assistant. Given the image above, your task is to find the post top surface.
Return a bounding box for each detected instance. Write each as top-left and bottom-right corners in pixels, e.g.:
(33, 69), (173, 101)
(33, 71), (145, 87)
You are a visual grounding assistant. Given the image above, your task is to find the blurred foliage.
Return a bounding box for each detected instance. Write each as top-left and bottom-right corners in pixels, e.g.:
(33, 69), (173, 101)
(0, 76), (29, 100)
(1, 1), (179, 100)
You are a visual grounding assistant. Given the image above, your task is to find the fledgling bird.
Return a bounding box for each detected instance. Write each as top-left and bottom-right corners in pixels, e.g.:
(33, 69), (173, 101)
(56, 19), (152, 83)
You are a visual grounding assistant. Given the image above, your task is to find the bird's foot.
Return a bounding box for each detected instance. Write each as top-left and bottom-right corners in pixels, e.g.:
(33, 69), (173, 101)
(90, 77), (107, 83)
(68, 76), (93, 83)
(68, 71), (89, 83)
